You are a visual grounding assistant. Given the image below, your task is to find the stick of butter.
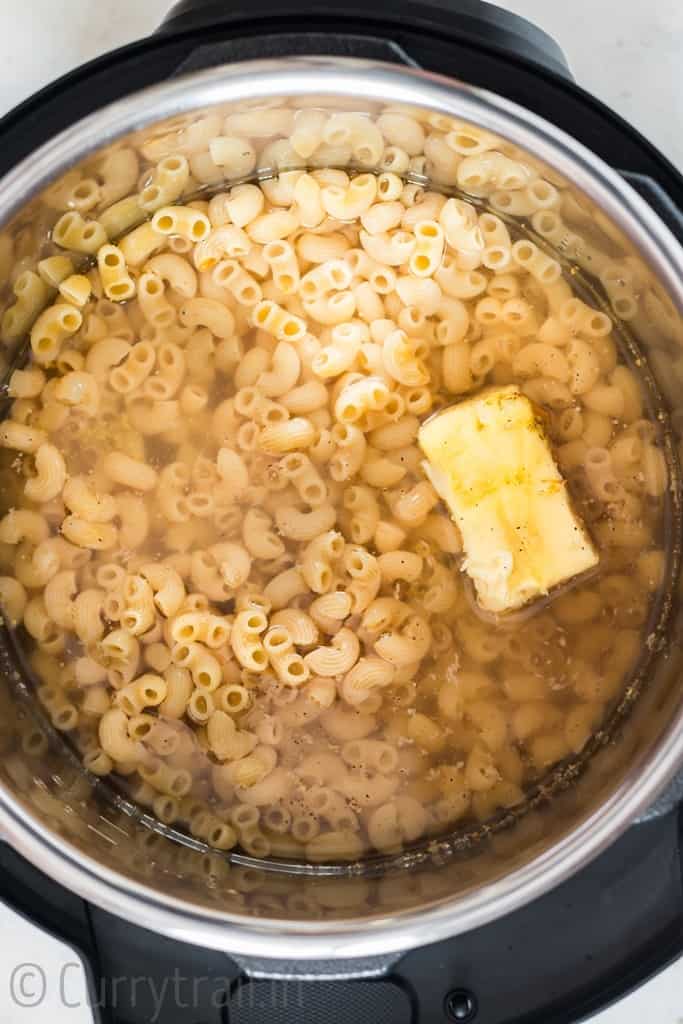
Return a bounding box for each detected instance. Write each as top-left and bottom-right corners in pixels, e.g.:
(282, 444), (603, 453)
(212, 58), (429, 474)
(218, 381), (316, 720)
(418, 385), (599, 613)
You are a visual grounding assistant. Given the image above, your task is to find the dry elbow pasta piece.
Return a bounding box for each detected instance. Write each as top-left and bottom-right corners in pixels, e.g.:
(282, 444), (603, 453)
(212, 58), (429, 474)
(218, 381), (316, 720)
(0, 142), (669, 858)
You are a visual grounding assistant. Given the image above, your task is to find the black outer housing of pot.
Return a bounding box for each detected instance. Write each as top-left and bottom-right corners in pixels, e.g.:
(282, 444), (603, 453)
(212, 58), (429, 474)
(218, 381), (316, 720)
(0, 3), (682, 1021)
(3, 810), (683, 1023)
(160, 0), (574, 79)
(0, 0), (681, 233)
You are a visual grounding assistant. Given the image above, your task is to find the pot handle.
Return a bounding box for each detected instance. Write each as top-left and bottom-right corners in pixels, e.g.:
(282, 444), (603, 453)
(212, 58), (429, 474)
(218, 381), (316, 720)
(158, 0), (572, 80)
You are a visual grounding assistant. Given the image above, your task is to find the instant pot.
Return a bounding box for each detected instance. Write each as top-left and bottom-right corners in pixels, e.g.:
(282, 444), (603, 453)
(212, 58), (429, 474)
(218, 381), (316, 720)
(0, 2), (682, 1021)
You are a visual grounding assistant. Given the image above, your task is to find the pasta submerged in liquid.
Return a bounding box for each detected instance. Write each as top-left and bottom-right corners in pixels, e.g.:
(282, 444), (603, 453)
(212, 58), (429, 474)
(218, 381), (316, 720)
(0, 151), (670, 860)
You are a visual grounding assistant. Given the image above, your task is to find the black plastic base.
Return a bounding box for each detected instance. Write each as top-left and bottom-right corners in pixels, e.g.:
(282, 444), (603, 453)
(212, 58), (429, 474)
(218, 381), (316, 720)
(2, 810), (683, 1023)
(161, 0), (573, 79)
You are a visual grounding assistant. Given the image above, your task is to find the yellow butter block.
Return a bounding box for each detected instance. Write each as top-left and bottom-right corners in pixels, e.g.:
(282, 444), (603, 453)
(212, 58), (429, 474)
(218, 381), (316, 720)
(418, 385), (599, 613)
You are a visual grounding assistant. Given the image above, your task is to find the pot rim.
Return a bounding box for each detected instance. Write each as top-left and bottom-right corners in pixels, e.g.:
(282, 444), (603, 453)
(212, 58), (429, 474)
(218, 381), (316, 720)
(1, 56), (682, 959)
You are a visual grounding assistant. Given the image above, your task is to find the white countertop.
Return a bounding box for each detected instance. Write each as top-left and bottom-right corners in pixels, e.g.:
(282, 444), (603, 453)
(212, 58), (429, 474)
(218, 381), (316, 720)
(0, 2), (681, 1022)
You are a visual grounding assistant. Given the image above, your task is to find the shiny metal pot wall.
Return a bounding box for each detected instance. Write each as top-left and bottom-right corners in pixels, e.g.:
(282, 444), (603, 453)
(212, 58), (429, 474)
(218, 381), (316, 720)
(0, 59), (682, 960)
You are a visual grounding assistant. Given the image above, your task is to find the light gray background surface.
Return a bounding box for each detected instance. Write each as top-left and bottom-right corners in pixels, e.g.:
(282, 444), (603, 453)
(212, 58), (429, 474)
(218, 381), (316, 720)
(0, 2), (681, 1022)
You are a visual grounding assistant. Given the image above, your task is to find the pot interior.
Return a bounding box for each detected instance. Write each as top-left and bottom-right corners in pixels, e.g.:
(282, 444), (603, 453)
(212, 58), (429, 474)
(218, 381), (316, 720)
(0, 61), (681, 937)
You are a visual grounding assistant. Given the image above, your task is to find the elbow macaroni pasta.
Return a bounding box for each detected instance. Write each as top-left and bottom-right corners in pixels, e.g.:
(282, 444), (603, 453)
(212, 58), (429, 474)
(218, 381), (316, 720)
(0, 140), (669, 861)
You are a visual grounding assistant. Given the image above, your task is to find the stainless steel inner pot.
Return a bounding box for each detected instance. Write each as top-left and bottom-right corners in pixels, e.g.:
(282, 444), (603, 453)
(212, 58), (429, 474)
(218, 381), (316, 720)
(0, 58), (682, 961)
